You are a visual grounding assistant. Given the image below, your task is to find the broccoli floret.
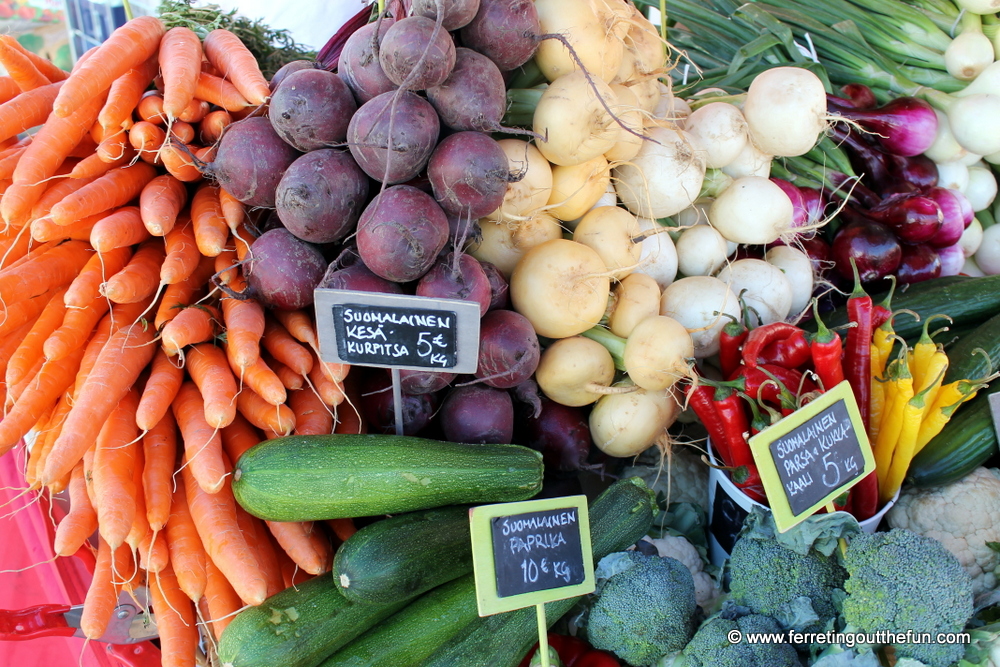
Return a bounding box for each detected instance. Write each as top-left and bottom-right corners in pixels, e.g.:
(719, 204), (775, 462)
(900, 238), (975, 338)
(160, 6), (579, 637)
(843, 528), (974, 667)
(680, 613), (803, 666)
(728, 532), (847, 632)
(586, 551), (698, 666)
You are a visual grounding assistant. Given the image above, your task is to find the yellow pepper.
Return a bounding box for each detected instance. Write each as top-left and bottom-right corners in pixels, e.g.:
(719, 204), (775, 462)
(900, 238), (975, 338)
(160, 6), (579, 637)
(874, 348), (912, 491)
(881, 376), (936, 505)
(869, 343), (885, 443)
(915, 379), (985, 453)
(909, 314), (950, 393)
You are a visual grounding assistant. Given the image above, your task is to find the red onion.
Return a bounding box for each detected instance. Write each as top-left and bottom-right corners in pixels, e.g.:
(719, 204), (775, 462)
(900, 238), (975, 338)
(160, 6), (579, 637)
(897, 244), (942, 284)
(924, 188), (970, 247)
(832, 219), (902, 283)
(866, 193), (943, 244)
(936, 243), (965, 277)
(831, 97), (938, 157)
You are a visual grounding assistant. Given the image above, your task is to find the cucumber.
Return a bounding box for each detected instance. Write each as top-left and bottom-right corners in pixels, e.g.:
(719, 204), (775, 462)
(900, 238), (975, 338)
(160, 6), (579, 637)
(906, 311), (1000, 488)
(334, 505), (473, 605)
(319, 476), (658, 667)
(813, 275), (1000, 340)
(217, 576), (407, 667)
(232, 435), (544, 521)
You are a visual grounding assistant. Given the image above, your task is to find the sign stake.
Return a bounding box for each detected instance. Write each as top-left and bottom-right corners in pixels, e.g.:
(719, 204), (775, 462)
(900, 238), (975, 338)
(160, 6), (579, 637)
(825, 502), (849, 557)
(390, 367), (404, 436)
(536, 604), (550, 667)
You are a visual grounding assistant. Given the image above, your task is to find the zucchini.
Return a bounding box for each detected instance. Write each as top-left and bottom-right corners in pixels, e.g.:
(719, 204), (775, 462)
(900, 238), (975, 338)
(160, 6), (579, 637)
(217, 576), (407, 667)
(906, 311), (1000, 488)
(334, 505), (473, 605)
(320, 477), (657, 667)
(232, 435), (544, 521)
(813, 275), (1000, 340)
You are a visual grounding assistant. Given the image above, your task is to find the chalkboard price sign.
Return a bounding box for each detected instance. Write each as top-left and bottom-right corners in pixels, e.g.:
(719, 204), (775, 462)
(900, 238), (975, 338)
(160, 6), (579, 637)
(749, 381), (876, 533)
(470, 496), (595, 617)
(313, 290), (481, 373)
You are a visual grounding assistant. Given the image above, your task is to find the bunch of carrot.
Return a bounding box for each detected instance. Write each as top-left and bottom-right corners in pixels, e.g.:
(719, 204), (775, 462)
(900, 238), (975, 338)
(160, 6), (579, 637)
(0, 16), (357, 666)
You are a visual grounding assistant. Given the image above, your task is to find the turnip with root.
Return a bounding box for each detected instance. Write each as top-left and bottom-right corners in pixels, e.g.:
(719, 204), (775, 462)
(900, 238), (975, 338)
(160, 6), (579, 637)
(572, 206), (643, 281)
(742, 66), (828, 157)
(614, 124), (707, 219)
(633, 216), (679, 289)
(717, 259), (794, 326)
(546, 157), (612, 222)
(534, 0), (626, 83)
(659, 276), (740, 358)
(533, 71), (620, 167)
(604, 84), (645, 163)
(683, 102), (749, 169)
(589, 380), (681, 458)
(708, 176), (795, 245)
(675, 224), (729, 277)
(485, 139), (552, 223)
(535, 336), (622, 407)
(468, 213), (563, 278)
(764, 246), (815, 317)
(622, 315), (695, 392)
(608, 273), (661, 338)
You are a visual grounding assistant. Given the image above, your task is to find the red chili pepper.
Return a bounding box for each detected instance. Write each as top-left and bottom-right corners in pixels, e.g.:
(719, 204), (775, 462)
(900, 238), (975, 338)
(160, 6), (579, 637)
(719, 314), (748, 379)
(870, 275), (896, 332)
(713, 386), (769, 502)
(741, 322), (803, 368)
(844, 260), (878, 521)
(810, 301), (845, 392)
(686, 382), (734, 467)
(518, 634), (620, 667)
(757, 329), (812, 369)
(730, 364), (815, 403)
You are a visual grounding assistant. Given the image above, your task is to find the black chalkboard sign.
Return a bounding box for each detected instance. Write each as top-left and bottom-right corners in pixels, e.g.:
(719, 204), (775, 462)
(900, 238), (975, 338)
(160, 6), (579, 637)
(313, 290), (480, 373)
(490, 507), (587, 598)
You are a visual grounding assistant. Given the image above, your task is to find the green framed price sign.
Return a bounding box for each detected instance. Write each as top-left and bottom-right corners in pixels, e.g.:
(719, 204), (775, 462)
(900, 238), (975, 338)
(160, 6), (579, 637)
(748, 381), (876, 533)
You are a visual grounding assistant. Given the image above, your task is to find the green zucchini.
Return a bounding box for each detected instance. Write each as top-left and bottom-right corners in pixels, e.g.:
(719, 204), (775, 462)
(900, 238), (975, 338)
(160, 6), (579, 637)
(813, 275), (1000, 340)
(217, 576), (407, 667)
(232, 435), (544, 521)
(906, 311), (1000, 488)
(319, 476), (657, 667)
(334, 505), (473, 605)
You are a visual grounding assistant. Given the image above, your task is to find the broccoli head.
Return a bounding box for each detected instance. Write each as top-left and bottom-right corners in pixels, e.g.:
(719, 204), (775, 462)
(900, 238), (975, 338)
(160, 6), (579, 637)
(680, 612), (803, 667)
(586, 551), (698, 666)
(728, 532), (847, 632)
(843, 528), (974, 667)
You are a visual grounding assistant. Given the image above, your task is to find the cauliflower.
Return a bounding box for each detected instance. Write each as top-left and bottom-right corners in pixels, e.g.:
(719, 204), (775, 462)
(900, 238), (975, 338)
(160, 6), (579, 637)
(642, 534), (720, 613)
(888, 467), (1000, 597)
(624, 445), (709, 508)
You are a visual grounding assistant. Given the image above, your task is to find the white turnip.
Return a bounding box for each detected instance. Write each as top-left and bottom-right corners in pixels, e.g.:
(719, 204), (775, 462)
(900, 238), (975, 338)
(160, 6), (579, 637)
(717, 258), (793, 326)
(468, 213), (563, 278)
(589, 381), (680, 458)
(608, 273), (660, 338)
(742, 67), (827, 157)
(613, 124), (706, 218)
(709, 176), (794, 245)
(486, 139), (552, 222)
(623, 315), (694, 391)
(547, 156), (611, 221)
(535, 336), (617, 407)
(533, 71), (620, 166)
(659, 276), (739, 358)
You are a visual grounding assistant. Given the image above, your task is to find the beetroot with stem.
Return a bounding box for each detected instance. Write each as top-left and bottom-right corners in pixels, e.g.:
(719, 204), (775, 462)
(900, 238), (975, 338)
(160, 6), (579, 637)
(337, 18), (398, 103)
(245, 228), (327, 310)
(475, 309), (540, 389)
(318, 257), (404, 294)
(426, 48), (507, 132)
(480, 261), (509, 310)
(347, 90), (441, 185)
(359, 369), (438, 435)
(275, 149), (369, 244)
(427, 131), (510, 220)
(206, 117), (300, 208)
(440, 384), (513, 444)
(356, 185), (450, 283)
(400, 368), (455, 394)
(411, 0), (480, 30)
(416, 252), (492, 315)
(378, 16), (457, 90)
(269, 69), (357, 152)
(460, 0), (539, 71)
(269, 60), (316, 92)
(518, 398), (591, 472)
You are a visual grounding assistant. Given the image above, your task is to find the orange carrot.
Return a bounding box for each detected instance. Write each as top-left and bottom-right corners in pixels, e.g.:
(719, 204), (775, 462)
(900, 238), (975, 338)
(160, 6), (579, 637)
(53, 16), (165, 118)
(199, 109), (232, 145)
(0, 39), (68, 84)
(137, 349), (185, 432)
(68, 313), (114, 403)
(216, 188), (245, 232)
(0, 145), (27, 180)
(290, 388), (334, 436)
(166, 476), (208, 602)
(142, 410), (177, 530)
(0, 238), (92, 302)
(30, 171), (97, 220)
(101, 238), (165, 304)
(0, 76), (19, 102)
(0, 36), (50, 91)
(64, 245), (132, 308)
(169, 121), (196, 145)
(80, 537), (126, 639)
(247, 515), (285, 598)
(172, 381), (227, 493)
(130, 120), (167, 165)
(25, 394), (68, 488)
(266, 521), (330, 575)
(235, 354), (286, 406)
(202, 29), (269, 105)
(70, 145), (135, 179)
(213, 242), (238, 286)
(308, 358), (347, 408)
(160, 219), (200, 287)
(148, 563), (198, 667)
(53, 461), (98, 557)
(42, 297), (109, 362)
(10, 93), (104, 188)
(263, 316), (314, 376)
(236, 388), (295, 435)
(96, 130), (129, 163)
(154, 254), (214, 330)
(138, 526), (169, 573)
(327, 518), (358, 542)
(0, 320), (33, 390)
(178, 98), (210, 123)
(98, 56), (159, 134)
(161, 303), (221, 356)
(33, 210), (107, 243)
(140, 174), (188, 236)
(91, 390), (140, 549)
(0, 290), (56, 340)
(7, 355), (43, 404)
(220, 412), (262, 463)
(272, 308), (319, 348)
(159, 141), (203, 182)
(6, 286), (67, 387)
(89, 207), (149, 252)
(41, 317), (157, 485)
(159, 27), (203, 120)
(137, 92), (167, 125)
(0, 80), (62, 143)
(182, 460), (267, 605)
(187, 343), (238, 429)
(49, 162), (157, 226)
(191, 183), (228, 257)
(126, 445), (150, 551)
(203, 558), (242, 640)
(270, 355), (305, 392)
(221, 291), (264, 371)
(194, 71), (251, 112)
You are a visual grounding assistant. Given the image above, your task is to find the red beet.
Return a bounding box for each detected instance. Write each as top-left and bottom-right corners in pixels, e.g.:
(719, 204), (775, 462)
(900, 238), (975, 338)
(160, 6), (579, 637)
(275, 149), (369, 244)
(356, 185), (450, 283)
(426, 48), (507, 131)
(427, 131), (509, 219)
(416, 252), (492, 315)
(207, 117), (300, 208)
(378, 16), (457, 90)
(269, 69), (357, 152)
(338, 18), (399, 103)
(347, 90), (441, 184)
(411, 0), (481, 30)
(245, 228), (327, 310)
(459, 0), (539, 71)
(475, 309), (540, 389)
(440, 384), (513, 444)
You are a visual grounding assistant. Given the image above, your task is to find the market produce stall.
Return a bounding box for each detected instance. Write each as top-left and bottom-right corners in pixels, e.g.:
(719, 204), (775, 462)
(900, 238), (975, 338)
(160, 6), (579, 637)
(1, 0), (999, 665)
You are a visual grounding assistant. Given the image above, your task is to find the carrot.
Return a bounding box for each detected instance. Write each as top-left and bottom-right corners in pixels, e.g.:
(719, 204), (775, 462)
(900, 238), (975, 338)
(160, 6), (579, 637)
(166, 475), (208, 602)
(214, 188), (245, 232)
(263, 316), (314, 376)
(203, 557), (243, 640)
(40, 317), (157, 485)
(138, 526), (170, 573)
(182, 460), (267, 605)
(70, 145), (135, 179)
(126, 445), (150, 550)
(290, 388), (334, 436)
(32, 210), (105, 242)
(0, 238), (92, 301)
(0, 225), (34, 271)
(246, 512), (285, 598)
(68, 313), (114, 404)
(220, 412), (262, 463)
(0, 80), (62, 143)
(91, 390), (140, 549)
(140, 174), (188, 236)
(0, 145), (27, 180)
(213, 242), (239, 285)
(0, 38), (67, 83)
(154, 255), (214, 330)
(308, 358), (347, 408)
(49, 161), (157, 226)
(80, 537), (124, 639)
(0, 76), (19, 102)
(69, 134), (99, 160)
(30, 172), (97, 220)
(26, 393), (70, 488)
(235, 354), (287, 406)
(236, 388), (295, 435)
(6, 286), (67, 387)
(89, 207), (149, 253)
(327, 518), (358, 542)
(64, 245), (132, 308)
(11, 92), (104, 187)
(270, 355), (305, 392)
(169, 121), (196, 145)
(142, 410), (177, 531)
(159, 141), (203, 182)
(53, 461), (98, 556)
(0, 320), (33, 390)
(221, 288), (264, 371)
(53, 16), (165, 118)
(137, 349), (184, 432)
(137, 92), (167, 125)
(7, 354), (43, 404)
(178, 99), (210, 124)
(0, 36), (50, 91)
(273, 308), (319, 348)
(98, 56), (158, 134)
(101, 237), (166, 304)
(148, 564), (198, 667)
(194, 71), (251, 112)
(42, 296), (110, 362)
(161, 303), (221, 356)
(266, 521), (330, 575)
(172, 381), (227, 493)
(191, 184), (228, 257)
(199, 109), (232, 146)
(130, 120), (167, 165)
(160, 219), (200, 287)
(202, 29), (269, 105)
(96, 130), (129, 164)
(187, 343), (238, 429)
(159, 27), (202, 121)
